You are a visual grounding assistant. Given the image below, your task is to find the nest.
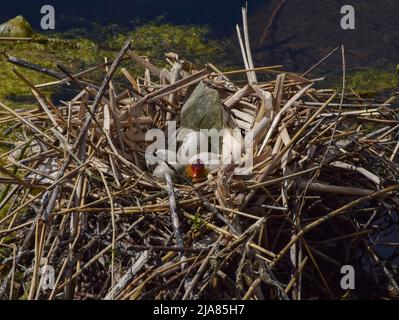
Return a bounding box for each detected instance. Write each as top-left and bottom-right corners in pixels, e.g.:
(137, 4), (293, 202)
(0, 35), (399, 300)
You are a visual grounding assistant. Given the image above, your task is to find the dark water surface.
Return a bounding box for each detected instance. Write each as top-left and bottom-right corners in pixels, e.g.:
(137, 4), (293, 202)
(2, 0), (399, 73)
(0, 0), (264, 36)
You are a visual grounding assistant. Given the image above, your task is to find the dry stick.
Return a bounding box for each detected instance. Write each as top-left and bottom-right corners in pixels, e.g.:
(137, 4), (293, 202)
(184, 212), (275, 260)
(0, 185), (19, 215)
(273, 73), (286, 112)
(12, 69), (65, 128)
(318, 45), (346, 168)
(236, 25), (252, 84)
(214, 205), (262, 220)
(241, 5), (257, 83)
(207, 62), (234, 83)
(98, 169), (116, 300)
(168, 61), (182, 114)
(48, 222), (88, 300)
(213, 65), (282, 77)
(5, 54), (65, 79)
(329, 161), (381, 185)
(57, 197), (201, 214)
(9, 248), (17, 299)
(317, 229), (372, 245)
(297, 180), (375, 196)
(3, 187), (30, 235)
(262, 91), (336, 170)
(258, 83), (314, 155)
(57, 142), (94, 299)
(57, 66), (115, 140)
(54, 173), (145, 214)
(125, 245), (209, 253)
(242, 92), (337, 209)
(36, 57), (130, 88)
(109, 87), (126, 158)
(0, 150), (98, 298)
(42, 180), (80, 286)
(146, 68), (210, 102)
(0, 175), (46, 191)
(363, 239), (399, 293)
(243, 184), (399, 299)
(0, 159), (92, 226)
(278, 130), (298, 298)
(284, 256), (308, 294)
(0, 112), (47, 125)
(126, 50), (168, 81)
(319, 108), (380, 118)
(164, 173), (184, 250)
(33, 221), (47, 300)
(304, 101), (390, 108)
(0, 134), (42, 163)
(390, 140), (399, 161)
(302, 240), (334, 299)
(182, 235), (223, 300)
(285, 50), (349, 287)
(270, 184), (399, 269)
(116, 268), (155, 300)
(49, 214), (111, 300)
(173, 253), (205, 300)
(249, 166), (319, 189)
(28, 219), (46, 300)
(243, 277), (262, 300)
(120, 68), (179, 115)
(6, 54), (98, 90)
(28, 222), (40, 300)
(52, 218), (143, 297)
(0, 220), (34, 236)
(36, 39), (131, 224)
(0, 37), (32, 41)
(302, 47), (340, 77)
(125, 256), (200, 300)
(0, 102), (55, 143)
(104, 250), (150, 300)
(308, 246), (341, 267)
(56, 64), (107, 105)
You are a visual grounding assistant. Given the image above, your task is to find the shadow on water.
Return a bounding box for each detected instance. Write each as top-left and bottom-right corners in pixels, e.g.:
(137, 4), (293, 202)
(0, 0), (266, 37)
(371, 212), (399, 265)
(2, 1), (399, 73)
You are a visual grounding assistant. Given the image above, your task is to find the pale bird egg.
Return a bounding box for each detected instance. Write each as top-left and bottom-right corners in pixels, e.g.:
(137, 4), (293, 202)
(153, 163), (175, 180)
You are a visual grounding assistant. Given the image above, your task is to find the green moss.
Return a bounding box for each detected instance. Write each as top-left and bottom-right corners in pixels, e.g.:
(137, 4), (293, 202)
(107, 22), (224, 68)
(6, 20), (396, 111)
(0, 36), (108, 108)
(0, 21), (229, 108)
(344, 68), (399, 96)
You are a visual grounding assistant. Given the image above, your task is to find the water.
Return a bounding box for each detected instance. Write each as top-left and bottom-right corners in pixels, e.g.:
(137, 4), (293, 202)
(2, 0), (399, 72)
(0, 0), (265, 36)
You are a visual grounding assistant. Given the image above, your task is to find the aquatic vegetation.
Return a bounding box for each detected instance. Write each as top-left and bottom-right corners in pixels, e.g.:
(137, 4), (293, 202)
(0, 21), (230, 108)
(345, 67), (399, 96)
(0, 37), (105, 107)
(107, 22), (225, 67)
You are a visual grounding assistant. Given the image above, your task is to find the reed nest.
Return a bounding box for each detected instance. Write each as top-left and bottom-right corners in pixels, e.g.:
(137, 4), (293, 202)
(0, 33), (399, 300)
